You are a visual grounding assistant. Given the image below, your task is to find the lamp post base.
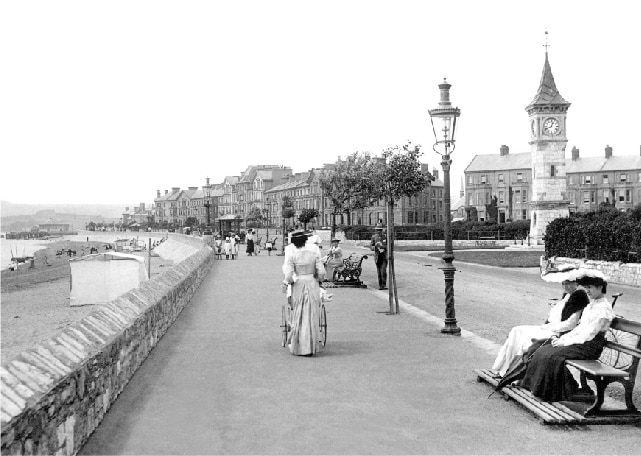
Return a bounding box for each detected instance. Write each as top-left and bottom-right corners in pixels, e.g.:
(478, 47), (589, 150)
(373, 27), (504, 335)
(439, 262), (461, 335)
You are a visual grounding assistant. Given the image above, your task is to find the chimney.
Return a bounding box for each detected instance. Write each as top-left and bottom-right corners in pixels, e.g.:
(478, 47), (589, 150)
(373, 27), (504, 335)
(140, 203), (145, 210)
(188, 187), (198, 191)
(605, 145), (613, 159)
(572, 146), (580, 160)
(500, 145), (509, 156)
(432, 168), (439, 180)
(125, 207), (129, 211)
(172, 187), (180, 192)
(165, 190), (168, 195)
(156, 190), (160, 198)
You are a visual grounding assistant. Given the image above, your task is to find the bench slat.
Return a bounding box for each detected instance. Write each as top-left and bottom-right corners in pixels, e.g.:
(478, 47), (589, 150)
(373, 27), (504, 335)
(604, 341), (641, 359)
(611, 317), (641, 337)
(566, 360), (629, 378)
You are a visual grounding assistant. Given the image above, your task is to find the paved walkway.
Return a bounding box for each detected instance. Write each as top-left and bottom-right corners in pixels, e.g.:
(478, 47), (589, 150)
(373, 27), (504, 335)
(80, 249), (641, 455)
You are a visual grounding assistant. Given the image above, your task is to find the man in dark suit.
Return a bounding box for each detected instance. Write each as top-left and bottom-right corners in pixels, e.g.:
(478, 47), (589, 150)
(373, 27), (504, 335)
(370, 223), (388, 290)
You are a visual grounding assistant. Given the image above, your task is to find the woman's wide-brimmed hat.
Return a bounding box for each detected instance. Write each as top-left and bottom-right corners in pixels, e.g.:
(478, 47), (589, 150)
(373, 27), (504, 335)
(330, 238), (340, 243)
(576, 269), (608, 287)
(541, 264), (607, 284)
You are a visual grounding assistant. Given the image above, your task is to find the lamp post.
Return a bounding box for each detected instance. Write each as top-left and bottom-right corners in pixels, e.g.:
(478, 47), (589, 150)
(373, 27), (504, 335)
(429, 78), (461, 335)
(204, 177), (211, 227)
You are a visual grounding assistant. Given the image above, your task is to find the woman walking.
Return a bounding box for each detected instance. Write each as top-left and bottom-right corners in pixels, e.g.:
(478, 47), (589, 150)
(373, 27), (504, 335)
(282, 230), (325, 356)
(246, 229), (255, 256)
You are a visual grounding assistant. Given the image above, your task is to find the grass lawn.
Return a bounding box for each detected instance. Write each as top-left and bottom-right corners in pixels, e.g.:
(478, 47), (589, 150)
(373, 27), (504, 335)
(426, 249), (543, 268)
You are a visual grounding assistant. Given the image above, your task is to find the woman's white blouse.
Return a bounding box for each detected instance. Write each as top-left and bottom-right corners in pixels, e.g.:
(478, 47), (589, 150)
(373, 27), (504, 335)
(558, 296), (615, 346)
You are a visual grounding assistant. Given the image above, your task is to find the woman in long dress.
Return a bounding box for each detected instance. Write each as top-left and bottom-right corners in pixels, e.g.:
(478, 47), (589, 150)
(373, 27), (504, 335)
(519, 274), (615, 402)
(246, 230), (255, 256)
(283, 230), (325, 356)
(492, 279), (588, 376)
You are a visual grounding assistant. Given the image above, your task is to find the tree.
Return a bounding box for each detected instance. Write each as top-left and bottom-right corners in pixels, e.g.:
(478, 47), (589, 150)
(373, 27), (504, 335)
(319, 153), (373, 238)
(185, 217), (198, 227)
(87, 221), (96, 231)
(485, 196), (498, 223)
(359, 142), (434, 315)
(298, 208), (320, 229)
(245, 206), (265, 228)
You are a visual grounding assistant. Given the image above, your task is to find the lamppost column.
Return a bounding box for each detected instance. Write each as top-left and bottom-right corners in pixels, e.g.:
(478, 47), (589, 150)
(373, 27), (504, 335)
(440, 151), (460, 334)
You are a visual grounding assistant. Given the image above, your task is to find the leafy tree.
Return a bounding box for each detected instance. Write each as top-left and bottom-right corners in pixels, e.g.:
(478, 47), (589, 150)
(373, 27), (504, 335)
(298, 208), (319, 229)
(485, 196), (498, 223)
(87, 221), (96, 231)
(358, 142), (434, 314)
(185, 217), (198, 227)
(245, 206), (265, 228)
(319, 153), (373, 238)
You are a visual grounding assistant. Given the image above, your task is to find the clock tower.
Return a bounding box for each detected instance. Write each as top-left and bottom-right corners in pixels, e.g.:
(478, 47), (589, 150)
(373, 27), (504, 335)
(526, 50), (570, 244)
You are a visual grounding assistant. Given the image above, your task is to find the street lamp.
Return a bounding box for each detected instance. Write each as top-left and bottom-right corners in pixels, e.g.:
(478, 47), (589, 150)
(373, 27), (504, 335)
(428, 78), (461, 335)
(204, 177), (211, 227)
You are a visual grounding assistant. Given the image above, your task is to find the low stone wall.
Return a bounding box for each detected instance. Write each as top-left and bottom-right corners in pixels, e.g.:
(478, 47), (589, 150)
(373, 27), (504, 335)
(541, 257), (641, 287)
(349, 239), (521, 248)
(1, 236), (214, 455)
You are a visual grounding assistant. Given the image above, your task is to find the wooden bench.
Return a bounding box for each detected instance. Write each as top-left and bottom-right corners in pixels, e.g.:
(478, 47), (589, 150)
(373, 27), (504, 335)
(566, 316), (641, 417)
(475, 236), (496, 247)
(334, 253), (368, 283)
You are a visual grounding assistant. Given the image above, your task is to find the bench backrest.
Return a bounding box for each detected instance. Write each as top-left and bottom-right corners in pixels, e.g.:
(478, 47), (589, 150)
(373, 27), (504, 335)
(602, 317), (641, 373)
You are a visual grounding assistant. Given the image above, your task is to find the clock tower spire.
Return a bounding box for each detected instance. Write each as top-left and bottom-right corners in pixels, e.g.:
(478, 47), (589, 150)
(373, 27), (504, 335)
(526, 36), (571, 245)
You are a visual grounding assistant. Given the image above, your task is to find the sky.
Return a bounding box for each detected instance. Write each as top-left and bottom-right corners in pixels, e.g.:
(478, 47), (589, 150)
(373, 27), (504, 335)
(1, 0), (639, 206)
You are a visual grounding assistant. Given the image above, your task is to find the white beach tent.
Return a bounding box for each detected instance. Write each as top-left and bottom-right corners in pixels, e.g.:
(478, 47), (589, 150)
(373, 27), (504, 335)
(69, 252), (148, 306)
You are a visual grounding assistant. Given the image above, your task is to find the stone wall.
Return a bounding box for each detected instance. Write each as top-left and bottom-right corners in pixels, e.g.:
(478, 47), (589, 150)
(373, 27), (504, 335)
(540, 256), (641, 287)
(1, 236), (214, 455)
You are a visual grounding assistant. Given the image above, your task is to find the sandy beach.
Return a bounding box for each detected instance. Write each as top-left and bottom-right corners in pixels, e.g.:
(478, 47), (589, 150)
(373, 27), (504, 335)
(1, 236), (174, 362)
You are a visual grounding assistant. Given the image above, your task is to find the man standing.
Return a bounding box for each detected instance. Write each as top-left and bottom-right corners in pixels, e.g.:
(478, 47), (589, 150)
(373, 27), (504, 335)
(370, 223), (388, 290)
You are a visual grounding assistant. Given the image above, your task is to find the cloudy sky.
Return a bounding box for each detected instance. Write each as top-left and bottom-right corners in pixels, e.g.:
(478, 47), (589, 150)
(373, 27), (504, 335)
(1, 0), (639, 205)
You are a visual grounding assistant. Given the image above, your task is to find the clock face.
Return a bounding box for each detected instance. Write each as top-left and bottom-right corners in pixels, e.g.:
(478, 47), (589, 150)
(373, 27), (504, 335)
(543, 117), (560, 135)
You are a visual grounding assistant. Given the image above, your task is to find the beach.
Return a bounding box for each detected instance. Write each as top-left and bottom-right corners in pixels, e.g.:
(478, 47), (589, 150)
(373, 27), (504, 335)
(1, 234), (174, 362)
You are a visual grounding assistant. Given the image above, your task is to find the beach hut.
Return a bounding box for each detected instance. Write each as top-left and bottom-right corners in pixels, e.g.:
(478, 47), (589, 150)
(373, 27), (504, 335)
(69, 252), (148, 306)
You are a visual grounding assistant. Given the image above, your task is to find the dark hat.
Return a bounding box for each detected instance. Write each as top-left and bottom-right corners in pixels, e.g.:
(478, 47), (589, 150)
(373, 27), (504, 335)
(290, 230), (308, 241)
(330, 238), (340, 243)
(577, 275), (607, 288)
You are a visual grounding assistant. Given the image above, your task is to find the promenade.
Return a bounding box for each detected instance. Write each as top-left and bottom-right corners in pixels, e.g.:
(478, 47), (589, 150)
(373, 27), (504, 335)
(80, 246), (641, 455)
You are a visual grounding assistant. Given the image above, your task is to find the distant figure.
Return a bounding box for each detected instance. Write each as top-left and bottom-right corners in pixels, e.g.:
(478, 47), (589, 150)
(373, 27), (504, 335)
(370, 223), (388, 290)
(224, 237), (232, 260)
(246, 229), (255, 256)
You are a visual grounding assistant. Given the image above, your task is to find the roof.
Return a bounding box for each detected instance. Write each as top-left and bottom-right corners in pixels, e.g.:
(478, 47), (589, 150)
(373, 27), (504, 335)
(526, 52), (570, 110)
(265, 180), (308, 193)
(566, 155), (641, 173)
(465, 153), (531, 172)
(451, 195), (466, 211)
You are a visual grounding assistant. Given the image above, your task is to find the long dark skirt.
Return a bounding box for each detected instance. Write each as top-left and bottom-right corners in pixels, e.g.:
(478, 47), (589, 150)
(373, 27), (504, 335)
(246, 239), (254, 254)
(520, 333), (605, 402)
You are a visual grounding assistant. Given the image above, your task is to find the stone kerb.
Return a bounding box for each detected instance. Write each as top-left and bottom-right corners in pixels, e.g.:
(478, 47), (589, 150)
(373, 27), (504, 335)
(1, 235), (214, 456)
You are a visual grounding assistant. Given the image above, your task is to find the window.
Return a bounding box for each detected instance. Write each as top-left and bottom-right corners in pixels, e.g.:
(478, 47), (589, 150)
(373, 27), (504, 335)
(498, 174), (504, 183)
(522, 189), (528, 202)
(514, 189), (521, 201)
(467, 176), (473, 185)
(550, 165), (556, 177)
(581, 175), (594, 185)
(602, 174), (609, 185)
(583, 191), (590, 204)
(522, 210), (528, 220)
(603, 190), (610, 201)
(499, 191), (504, 204)
(485, 193), (490, 204)
(517, 173), (524, 182)
(481, 175), (487, 184)
(568, 175), (575, 185)
(620, 174), (628, 182)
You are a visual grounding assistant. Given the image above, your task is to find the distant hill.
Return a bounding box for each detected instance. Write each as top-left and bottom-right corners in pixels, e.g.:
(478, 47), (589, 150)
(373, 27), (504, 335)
(1, 201), (126, 232)
(1, 201), (125, 218)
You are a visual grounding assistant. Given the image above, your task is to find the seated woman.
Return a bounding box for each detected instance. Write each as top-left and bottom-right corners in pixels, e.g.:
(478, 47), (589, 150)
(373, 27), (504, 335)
(519, 272), (615, 402)
(323, 239), (343, 281)
(492, 276), (589, 376)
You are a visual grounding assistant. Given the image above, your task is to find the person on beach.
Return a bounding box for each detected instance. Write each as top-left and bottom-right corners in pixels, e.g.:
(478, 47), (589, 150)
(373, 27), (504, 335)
(519, 272), (614, 402)
(246, 229), (255, 256)
(281, 230), (325, 356)
(491, 269), (588, 376)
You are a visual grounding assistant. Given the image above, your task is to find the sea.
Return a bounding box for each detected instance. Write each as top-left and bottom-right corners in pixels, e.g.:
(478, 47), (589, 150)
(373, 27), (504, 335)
(1, 238), (58, 270)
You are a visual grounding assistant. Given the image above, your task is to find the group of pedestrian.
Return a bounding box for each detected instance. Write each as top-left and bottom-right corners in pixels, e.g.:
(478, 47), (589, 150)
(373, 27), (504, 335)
(214, 232), (240, 260)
